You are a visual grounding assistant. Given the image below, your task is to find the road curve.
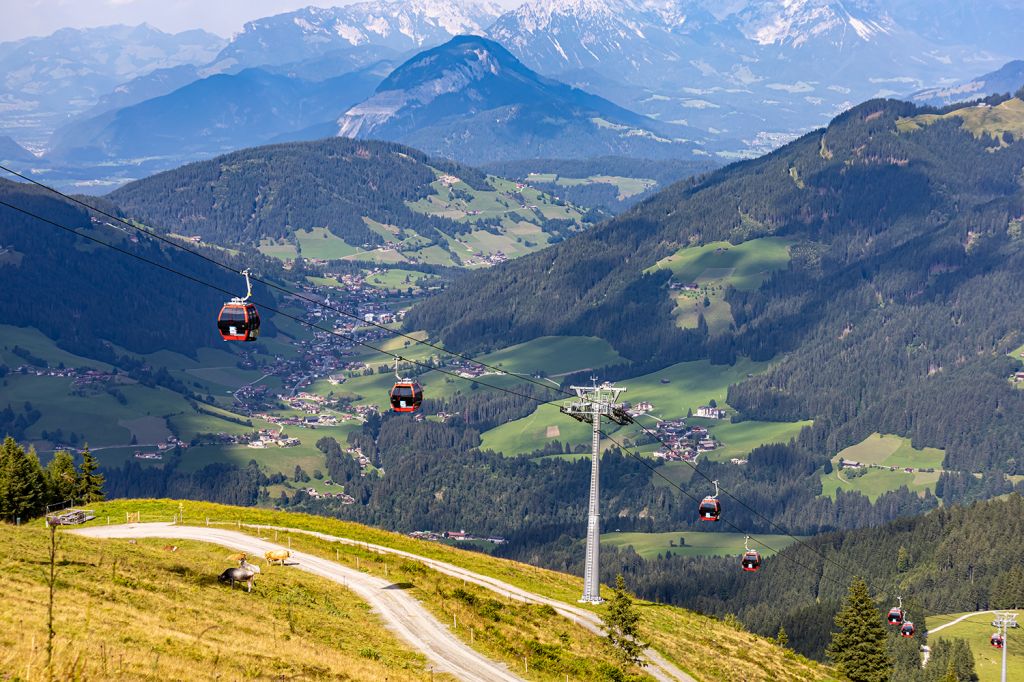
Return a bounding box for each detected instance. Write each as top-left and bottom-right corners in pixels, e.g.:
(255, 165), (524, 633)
(928, 610), (998, 635)
(72, 523), (523, 682)
(248, 524), (696, 682)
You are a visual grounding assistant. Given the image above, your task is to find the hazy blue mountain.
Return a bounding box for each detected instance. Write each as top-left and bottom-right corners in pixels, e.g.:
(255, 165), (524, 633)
(911, 60), (1024, 108)
(336, 35), (704, 164)
(211, 0), (501, 70)
(48, 68), (381, 166)
(485, 0), (1018, 157)
(0, 136), (36, 163)
(0, 24), (224, 147)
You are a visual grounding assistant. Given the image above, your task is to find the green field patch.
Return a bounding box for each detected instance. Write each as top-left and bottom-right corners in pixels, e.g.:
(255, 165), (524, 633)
(295, 227), (362, 260)
(898, 97), (1024, 145)
(650, 237), (794, 289)
(258, 237), (298, 260)
(0, 324), (113, 370)
(551, 175), (657, 200)
(117, 416), (172, 444)
(704, 419), (813, 461)
(649, 237), (793, 334)
(5, 374), (188, 449)
(925, 612), (1024, 682)
(364, 268), (440, 293)
(837, 433), (944, 469)
(481, 357), (768, 457)
(603, 530), (804, 559)
(650, 461), (697, 489)
(475, 336), (625, 377)
(820, 466), (940, 502)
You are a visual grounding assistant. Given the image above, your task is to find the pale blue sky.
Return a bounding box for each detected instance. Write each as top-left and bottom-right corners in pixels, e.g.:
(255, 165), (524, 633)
(2, 0), (523, 42)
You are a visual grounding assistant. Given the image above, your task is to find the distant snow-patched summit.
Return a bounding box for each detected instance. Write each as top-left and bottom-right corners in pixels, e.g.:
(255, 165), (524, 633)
(335, 35), (703, 164)
(216, 0), (502, 68)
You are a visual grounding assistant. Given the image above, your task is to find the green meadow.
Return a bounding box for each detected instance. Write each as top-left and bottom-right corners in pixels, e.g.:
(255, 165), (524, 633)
(602, 530), (805, 559)
(925, 612), (1024, 682)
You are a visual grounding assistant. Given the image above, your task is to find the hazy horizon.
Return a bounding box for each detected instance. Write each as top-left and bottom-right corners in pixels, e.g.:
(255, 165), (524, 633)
(2, 0), (524, 42)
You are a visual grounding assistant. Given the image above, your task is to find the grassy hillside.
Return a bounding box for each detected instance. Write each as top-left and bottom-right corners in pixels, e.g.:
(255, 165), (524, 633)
(925, 613), (1024, 682)
(819, 433), (945, 501)
(602, 530), (804, 560)
(55, 498), (839, 681)
(1, 523), (435, 681)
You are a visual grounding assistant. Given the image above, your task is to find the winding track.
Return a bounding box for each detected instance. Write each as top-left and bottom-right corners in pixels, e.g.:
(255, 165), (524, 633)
(72, 523), (523, 682)
(246, 524), (696, 682)
(74, 522), (696, 681)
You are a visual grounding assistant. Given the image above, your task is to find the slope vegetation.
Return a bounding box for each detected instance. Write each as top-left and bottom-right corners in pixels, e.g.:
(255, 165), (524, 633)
(62, 498), (839, 681)
(408, 94), (1024, 472)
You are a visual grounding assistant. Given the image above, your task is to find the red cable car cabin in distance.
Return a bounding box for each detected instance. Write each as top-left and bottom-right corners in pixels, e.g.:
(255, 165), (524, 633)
(218, 302), (260, 342)
(900, 622), (915, 638)
(991, 633), (1004, 648)
(887, 607), (904, 625)
(390, 380), (423, 413)
(698, 496), (721, 521)
(741, 550), (762, 572)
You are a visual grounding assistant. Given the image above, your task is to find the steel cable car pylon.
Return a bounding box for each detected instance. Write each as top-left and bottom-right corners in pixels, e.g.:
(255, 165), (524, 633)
(560, 379), (632, 604)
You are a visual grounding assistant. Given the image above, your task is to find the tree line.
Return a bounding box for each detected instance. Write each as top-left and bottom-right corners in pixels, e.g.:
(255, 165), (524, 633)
(0, 437), (104, 521)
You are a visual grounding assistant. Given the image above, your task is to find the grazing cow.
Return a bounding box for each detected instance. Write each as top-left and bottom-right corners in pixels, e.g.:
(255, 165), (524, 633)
(219, 567), (255, 592)
(265, 549), (290, 566)
(240, 558), (261, 575)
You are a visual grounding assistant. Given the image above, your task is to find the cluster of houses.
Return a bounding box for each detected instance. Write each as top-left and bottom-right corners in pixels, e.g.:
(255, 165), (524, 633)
(652, 418), (720, 461)
(408, 530), (507, 545)
(838, 459), (936, 475)
(246, 429), (301, 449)
(298, 488), (355, 503)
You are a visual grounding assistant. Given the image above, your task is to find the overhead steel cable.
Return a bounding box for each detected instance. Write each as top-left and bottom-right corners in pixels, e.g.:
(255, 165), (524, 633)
(0, 198), (564, 410)
(0, 185), (976, 625)
(0, 162), (578, 399)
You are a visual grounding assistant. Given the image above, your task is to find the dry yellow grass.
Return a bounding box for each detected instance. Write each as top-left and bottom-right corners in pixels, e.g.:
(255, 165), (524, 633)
(71, 500), (841, 681)
(0, 524), (442, 681)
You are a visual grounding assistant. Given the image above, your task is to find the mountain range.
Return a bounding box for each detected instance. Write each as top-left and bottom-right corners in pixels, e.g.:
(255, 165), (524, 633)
(911, 59), (1024, 108)
(2, 0), (1023, 190)
(335, 35), (702, 164)
(0, 24), (224, 149)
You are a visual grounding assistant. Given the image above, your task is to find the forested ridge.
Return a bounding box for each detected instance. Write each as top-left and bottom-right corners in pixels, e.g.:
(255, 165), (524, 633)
(0, 178), (276, 358)
(602, 494), (1024, 661)
(107, 137), (493, 247)
(408, 95), (1024, 472)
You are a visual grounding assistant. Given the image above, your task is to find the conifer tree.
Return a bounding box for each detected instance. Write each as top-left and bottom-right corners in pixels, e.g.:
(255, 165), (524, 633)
(75, 446), (105, 503)
(826, 577), (892, 682)
(0, 437), (46, 520)
(896, 546), (910, 572)
(776, 625), (789, 648)
(603, 574), (647, 667)
(45, 450), (79, 503)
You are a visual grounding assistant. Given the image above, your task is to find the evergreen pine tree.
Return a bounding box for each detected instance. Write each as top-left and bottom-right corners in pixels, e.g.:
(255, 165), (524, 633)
(75, 446), (105, 503)
(603, 574), (647, 667)
(0, 437), (46, 520)
(45, 450), (80, 504)
(896, 546), (910, 572)
(826, 577), (892, 682)
(776, 625), (789, 648)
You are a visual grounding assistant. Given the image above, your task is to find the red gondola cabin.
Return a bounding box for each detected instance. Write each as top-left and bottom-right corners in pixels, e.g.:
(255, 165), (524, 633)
(218, 303), (260, 342)
(390, 380), (423, 413)
(900, 622), (915, 638)
(741, 550), (762, 572)
(698, 496), (721, 521)
(887, 607), (904, 625)
(991, 633), (1004, 649)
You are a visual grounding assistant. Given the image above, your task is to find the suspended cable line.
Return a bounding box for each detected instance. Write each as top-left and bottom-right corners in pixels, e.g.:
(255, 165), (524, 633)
(0, 183), (988, 630)
(0, 163), (576, 398)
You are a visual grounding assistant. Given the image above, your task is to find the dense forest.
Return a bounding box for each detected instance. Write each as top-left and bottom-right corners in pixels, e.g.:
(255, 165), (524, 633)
(107, 137), (495, 247)
(0, 178), (277, 358)
(407, 95), (1024, 473)
(597, 494), (1024, 661)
